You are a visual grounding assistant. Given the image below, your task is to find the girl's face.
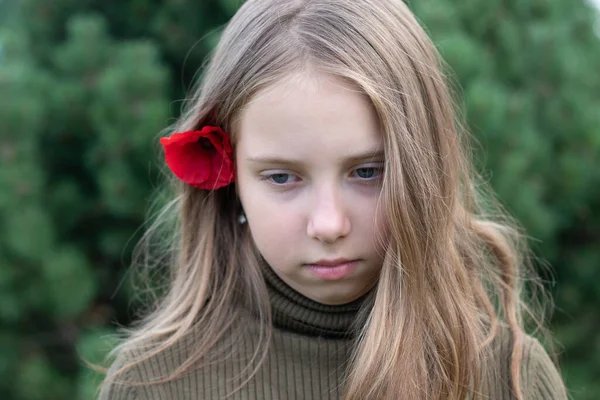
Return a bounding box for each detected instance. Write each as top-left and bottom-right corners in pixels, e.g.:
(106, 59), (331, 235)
(236, 70), (386, 305)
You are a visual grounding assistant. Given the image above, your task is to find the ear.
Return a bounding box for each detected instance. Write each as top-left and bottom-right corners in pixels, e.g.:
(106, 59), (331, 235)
(234, 194), (246, 225)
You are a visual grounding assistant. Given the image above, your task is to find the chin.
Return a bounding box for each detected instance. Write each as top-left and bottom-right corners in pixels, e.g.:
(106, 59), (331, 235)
(311, 288), (365, 305)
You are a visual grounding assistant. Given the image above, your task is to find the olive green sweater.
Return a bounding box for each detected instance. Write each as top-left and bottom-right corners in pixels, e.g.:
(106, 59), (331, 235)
(99, 266), (567, 399)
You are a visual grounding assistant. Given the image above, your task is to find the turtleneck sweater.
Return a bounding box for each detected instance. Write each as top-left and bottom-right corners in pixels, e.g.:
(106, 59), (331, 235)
(99, 266), (567, 399)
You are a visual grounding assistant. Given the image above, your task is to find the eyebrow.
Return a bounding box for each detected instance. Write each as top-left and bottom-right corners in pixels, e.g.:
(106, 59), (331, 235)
(246, 149), (385, 166)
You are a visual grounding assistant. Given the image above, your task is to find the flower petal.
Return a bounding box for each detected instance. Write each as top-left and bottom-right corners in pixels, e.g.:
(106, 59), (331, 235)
(160, 126), (235, 189)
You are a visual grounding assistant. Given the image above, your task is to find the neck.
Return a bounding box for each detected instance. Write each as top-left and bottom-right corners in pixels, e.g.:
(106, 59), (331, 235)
(260, 262), (374, 338)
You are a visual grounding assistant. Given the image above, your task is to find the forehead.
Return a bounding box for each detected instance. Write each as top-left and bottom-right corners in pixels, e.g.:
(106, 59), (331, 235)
(236, 70), (382, 160)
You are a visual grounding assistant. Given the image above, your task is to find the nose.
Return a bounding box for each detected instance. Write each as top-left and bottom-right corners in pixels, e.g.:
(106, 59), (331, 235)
(306, 185), (351, 243)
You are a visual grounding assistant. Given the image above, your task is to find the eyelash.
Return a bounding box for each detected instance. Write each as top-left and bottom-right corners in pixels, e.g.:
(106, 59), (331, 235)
(261, 166), (384, 186)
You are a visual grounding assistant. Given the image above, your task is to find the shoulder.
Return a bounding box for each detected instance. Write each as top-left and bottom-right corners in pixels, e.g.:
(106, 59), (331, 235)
(96, 324), (240, 400)
(97, 340), (180, 400)
(483, 327), (567, 400)
(97, 346), (141, 400)
(519, 335), (568, 400)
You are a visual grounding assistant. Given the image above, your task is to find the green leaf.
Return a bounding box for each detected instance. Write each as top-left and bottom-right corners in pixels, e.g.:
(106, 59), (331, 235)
(42, 247), (96, 319)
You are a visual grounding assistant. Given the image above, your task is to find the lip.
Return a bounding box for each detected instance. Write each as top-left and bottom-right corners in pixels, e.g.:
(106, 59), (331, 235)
(310, 258), (355, 267)
(305, 259), (359, 280)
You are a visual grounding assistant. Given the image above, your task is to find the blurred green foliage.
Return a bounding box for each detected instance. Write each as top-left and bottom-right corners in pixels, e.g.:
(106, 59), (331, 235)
(0, 0), (598, 398)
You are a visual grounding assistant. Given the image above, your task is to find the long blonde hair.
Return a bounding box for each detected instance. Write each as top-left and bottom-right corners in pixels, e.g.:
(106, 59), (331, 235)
(98, 0), (550, 398)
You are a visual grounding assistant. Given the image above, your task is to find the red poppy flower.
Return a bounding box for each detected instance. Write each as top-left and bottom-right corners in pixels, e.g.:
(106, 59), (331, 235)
(160, 126), (235, 190)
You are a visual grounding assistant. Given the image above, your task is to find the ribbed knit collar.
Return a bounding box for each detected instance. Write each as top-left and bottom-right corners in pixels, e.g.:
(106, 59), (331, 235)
(261, 262), (373, 339)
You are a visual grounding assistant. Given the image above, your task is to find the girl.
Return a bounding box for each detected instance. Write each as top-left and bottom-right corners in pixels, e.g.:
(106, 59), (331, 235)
(97, 0), (567, 399)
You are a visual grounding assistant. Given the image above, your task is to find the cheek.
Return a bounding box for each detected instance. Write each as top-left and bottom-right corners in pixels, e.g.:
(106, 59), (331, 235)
(372, 205), (389, 252)
(353, 194), (387, 246)
(249, 209), (301, 244)
(247, 210), (304, 271)
(238, 187), (304, 261)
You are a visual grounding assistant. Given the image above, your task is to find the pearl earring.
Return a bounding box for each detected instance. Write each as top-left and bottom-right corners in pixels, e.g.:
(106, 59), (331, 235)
(238, 212), (247, 225)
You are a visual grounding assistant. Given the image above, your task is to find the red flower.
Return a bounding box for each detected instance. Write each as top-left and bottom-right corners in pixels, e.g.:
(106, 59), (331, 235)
(160, 126), (235, 190)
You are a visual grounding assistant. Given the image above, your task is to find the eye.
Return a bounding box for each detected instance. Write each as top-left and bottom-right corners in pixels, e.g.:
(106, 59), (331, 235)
(271, 173), (291, 184)
(263, 172), (299, 185)
(353, 166), (383, 180)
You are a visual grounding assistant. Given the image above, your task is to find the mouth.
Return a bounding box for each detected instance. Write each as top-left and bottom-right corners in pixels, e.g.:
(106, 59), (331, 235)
(304, 259), (360, 280)
(309, 258), (356, 267)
